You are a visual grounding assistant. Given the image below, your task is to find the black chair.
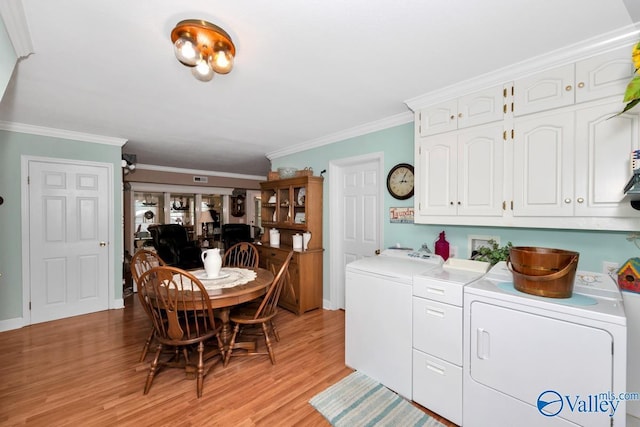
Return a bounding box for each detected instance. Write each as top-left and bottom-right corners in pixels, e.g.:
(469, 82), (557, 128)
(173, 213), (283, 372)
(147, 224), (202, 269)
(221, 224), (253, 250)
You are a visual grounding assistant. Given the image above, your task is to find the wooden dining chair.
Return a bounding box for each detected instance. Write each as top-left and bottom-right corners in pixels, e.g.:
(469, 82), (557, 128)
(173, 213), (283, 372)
(222, 242), (259, 268)
(137, 266), (225, 398)
(130, 249), (166, 362)
(224, 251), (294, 367)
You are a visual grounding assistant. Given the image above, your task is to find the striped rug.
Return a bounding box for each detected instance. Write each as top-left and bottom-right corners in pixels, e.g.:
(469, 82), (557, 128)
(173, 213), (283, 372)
(309, 371), (445, 427)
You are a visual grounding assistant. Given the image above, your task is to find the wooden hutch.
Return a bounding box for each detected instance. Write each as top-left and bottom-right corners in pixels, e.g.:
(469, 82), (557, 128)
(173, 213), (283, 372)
(259, 175), (323, 315)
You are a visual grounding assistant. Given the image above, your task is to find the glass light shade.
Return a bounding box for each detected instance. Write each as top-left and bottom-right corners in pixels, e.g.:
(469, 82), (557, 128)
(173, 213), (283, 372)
(210, 47), (234, 74)
(173, 35), (199, 66)
(192, 59), (214, 82)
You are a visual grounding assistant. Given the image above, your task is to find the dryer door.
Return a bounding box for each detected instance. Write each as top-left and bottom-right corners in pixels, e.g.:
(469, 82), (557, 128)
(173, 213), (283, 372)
(469, 301), (613, 427)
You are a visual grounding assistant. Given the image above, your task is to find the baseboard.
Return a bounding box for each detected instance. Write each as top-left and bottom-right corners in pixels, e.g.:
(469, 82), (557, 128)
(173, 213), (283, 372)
(0, 316), (25, 332)
(111, 299), (125, 310)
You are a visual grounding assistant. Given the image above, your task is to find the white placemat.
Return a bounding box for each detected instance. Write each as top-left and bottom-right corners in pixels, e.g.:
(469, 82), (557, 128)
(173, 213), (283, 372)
(189, 267), (257, 291)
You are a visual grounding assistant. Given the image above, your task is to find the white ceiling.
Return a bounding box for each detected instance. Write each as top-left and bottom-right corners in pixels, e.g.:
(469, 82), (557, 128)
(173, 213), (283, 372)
(1, 0), (639, 176)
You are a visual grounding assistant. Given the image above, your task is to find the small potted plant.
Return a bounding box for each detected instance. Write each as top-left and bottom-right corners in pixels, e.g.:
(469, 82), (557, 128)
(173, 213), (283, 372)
(471, 239), (513, 265)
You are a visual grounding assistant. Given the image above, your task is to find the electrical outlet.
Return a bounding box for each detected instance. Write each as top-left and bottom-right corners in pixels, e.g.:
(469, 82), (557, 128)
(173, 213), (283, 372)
(450, 246), (458, 258)
(602, 261), (619, 277)
(468, 235), (500, 256)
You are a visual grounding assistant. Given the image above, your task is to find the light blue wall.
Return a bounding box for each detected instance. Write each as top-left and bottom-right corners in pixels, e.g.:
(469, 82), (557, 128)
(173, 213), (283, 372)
(0, 130), (123, 322)
(272, 122), (640, 302)
(0, 18), (17, 101)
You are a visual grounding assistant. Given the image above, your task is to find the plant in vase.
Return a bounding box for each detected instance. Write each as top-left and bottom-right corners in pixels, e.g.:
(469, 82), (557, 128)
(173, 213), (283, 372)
(471, 239), (513, 265)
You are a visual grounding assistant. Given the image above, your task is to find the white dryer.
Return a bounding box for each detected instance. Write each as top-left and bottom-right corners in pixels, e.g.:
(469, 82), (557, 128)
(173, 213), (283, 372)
(463, 262), (627, 427)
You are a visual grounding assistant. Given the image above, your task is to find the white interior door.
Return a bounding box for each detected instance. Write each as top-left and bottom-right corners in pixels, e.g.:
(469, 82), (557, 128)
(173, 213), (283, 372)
(27, 159), (110, 324)
(330, 153), (383, 310)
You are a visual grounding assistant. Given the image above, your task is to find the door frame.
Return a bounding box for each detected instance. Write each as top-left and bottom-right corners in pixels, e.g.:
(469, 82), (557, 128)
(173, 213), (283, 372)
(328, 152), (384, 310)
(20, 155), (116, 325)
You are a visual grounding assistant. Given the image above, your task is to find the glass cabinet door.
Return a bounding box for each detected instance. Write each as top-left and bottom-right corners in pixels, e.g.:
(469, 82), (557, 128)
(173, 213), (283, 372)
(293, 184), (306, 225)
(278, 186), (291, 224)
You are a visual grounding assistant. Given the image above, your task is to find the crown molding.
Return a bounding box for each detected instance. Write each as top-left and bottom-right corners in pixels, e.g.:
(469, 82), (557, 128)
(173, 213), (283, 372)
(135, 163), (266, 181)
(0, 0), (34, 58)
(267, 111), (413, 160)
(0, 121), (127, 146)
(405, 23), (640, 111)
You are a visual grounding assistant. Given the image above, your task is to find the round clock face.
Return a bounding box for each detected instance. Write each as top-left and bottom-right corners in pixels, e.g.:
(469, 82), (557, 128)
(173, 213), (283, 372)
(387, 163), (414, 200)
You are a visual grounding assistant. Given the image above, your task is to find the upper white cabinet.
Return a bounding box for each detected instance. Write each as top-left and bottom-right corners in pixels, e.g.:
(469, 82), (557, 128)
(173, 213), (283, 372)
(573, 100), (640, 218)
(412, 41), (640, 231)
(415, 123), (505, 219)
(512, 99), (640, 219)
(418, 85), (506, 137)
(513, 45), (635, 117)
(511, 110), (575, 217)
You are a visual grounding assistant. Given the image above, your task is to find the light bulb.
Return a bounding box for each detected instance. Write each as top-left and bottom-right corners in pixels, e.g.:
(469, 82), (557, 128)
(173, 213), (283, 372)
(210, 46), (234, 74)
(174, 35), (199, 66)
(192, 59), (214, 81)
(121, 159), (128, 168)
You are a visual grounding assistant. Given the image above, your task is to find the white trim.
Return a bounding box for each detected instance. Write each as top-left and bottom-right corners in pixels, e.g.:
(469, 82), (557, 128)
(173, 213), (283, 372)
(129, 182), (235, 195)
(21, 155), (116, 325)
(0, 0), (34, 58)
(135, 163), (266, 181)
(0, 316), (25, 332)
(328, 152), (384, 310)
(0, 121), (127, 146)
(266, 112), (412, 160)
(405, 24), (640, 111)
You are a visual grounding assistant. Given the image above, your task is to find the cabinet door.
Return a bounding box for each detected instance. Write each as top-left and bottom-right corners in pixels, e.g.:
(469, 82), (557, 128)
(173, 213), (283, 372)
(512, 111), (574, 216)
(418, 100), (457, 137)
(277, 186), (293, 225)
(574, 100), (640, 217)
(457, 85), (505, 129)
(575, 45), (636, 104)
(457, 124), (505, 216)
(279, 257), (300, 311)
(513, 64), (574, 116)
(415, 134), (457, 216)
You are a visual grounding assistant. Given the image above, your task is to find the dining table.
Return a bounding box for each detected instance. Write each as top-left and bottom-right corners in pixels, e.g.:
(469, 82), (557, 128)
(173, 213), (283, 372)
(189, 266), (274, 346)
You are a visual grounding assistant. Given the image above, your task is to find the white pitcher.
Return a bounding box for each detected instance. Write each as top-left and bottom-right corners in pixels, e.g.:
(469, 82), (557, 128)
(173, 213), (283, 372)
(303, 231), (311, 250)
(201, 248), (222, 278)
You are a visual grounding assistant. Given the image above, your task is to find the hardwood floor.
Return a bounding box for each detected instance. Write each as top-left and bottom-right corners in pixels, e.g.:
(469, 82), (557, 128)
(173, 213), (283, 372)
(0, 296), (456, 426)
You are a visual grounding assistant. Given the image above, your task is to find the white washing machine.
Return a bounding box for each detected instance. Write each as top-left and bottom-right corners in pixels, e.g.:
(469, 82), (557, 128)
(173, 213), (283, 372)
(345, 249), (442, 399)
(463, 262), (627, 427)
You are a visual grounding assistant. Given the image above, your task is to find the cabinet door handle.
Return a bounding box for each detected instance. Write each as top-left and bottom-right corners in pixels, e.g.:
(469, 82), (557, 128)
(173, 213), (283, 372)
(477, 328), (490, 360)
(426, 307), (445, 318)
(577, 82), (585, 88)
(450, 115), (455, 120)
(426, 362), (445, 376)
(426, 286), (445, 296)
(564, 198), (572, 204)
(565, 85), (572, 91)
(458, 113), (463, 118)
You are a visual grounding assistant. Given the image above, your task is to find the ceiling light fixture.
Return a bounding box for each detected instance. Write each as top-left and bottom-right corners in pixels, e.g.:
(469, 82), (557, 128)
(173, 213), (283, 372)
(171, 19), (236, 82)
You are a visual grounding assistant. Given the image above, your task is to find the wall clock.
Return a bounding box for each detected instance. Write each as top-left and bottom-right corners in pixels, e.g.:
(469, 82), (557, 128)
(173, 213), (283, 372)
(386, 163), (414, 200)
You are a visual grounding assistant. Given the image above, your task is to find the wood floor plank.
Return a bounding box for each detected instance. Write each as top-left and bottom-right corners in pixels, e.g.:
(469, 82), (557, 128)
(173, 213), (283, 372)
(0, 295), (456, 426)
